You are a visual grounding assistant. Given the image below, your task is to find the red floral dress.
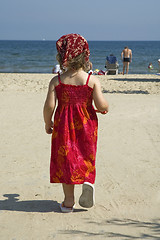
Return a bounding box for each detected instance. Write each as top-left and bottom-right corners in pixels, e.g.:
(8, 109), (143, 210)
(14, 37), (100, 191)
(50, 74), (98, 184)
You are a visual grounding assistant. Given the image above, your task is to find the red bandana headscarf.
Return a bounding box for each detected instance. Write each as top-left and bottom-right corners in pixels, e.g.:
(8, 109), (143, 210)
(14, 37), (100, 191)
(56, 33), (90, 67)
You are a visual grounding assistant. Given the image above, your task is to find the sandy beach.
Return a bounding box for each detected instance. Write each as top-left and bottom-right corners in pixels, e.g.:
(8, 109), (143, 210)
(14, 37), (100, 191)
(0, 73), (160, 240)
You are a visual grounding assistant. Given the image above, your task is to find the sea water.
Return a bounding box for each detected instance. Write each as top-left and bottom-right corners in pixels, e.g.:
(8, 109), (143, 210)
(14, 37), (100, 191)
(0, 40), (160, 74)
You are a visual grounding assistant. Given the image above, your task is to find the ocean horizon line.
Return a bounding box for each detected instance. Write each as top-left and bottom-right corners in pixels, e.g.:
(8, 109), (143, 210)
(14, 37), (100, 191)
(0, 39), (160, 42)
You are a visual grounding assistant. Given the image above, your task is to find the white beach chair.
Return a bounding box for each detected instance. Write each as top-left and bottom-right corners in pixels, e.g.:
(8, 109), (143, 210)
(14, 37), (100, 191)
(105, 55), (119, 75)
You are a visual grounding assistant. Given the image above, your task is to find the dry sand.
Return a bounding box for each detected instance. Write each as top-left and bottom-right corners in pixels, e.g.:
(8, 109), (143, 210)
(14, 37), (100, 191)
(0, 73), (160, 239)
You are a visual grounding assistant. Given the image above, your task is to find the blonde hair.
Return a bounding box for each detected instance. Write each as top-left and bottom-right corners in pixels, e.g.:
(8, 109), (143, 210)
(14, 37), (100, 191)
(56, 52), (90, 72)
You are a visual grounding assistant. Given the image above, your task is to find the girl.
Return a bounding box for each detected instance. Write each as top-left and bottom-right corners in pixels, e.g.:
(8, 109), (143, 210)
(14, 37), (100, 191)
(43, 34), (109, 213)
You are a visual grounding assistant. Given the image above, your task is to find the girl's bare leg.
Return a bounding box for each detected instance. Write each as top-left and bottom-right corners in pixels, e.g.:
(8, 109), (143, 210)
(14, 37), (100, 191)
(62, 183), (75, 208)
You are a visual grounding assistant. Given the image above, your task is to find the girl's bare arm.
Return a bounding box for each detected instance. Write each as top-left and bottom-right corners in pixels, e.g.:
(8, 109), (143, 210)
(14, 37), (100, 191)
(43, 78), (57, 134)
(92, 77), (109, 113)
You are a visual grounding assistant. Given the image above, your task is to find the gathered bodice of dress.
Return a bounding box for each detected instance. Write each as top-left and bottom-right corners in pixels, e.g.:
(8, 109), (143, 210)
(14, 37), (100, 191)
(55, 83), (93, 107)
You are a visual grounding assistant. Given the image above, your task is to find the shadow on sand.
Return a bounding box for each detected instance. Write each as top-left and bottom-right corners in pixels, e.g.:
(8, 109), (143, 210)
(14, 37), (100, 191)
(102, 76), (160, 94)
(102, 89), (149, 94)
(113, 78), (160, 83)
(0, 194), (87, 213)
(60, 218), (160, 239)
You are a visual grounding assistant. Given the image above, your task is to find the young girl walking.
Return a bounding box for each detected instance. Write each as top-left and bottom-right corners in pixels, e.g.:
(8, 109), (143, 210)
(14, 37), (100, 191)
(43, 34), (109, 213)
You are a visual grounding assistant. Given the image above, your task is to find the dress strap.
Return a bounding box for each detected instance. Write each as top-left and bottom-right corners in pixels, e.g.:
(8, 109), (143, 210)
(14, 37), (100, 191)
(58, 72), (61, 84)
(86, 72), (92, 85)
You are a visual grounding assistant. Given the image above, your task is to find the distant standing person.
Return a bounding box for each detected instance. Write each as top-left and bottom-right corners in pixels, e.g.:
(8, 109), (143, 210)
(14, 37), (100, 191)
(121, 46), (132, 75)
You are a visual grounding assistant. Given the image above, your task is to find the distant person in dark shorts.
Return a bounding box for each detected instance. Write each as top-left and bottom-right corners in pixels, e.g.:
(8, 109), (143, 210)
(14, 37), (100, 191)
(121, 46), (132, 75)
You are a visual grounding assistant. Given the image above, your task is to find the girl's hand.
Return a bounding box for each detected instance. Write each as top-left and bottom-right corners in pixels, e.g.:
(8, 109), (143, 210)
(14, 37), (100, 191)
(45, 121), (53, 134)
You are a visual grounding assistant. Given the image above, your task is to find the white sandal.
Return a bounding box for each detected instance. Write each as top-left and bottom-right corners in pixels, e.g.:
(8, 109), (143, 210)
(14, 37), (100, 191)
(79, 182), (95, 208)
(59, 202), (74, 213)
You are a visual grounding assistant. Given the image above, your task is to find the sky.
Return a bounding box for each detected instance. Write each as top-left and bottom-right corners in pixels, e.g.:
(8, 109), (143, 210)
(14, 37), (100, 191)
(0, 0), (160, 41)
